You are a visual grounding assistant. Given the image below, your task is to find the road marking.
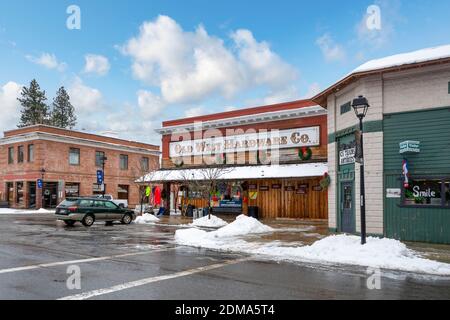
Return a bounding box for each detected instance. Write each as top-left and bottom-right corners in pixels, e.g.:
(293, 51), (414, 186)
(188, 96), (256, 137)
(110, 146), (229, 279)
(0, 247), (176, 275)
(58, 258), (249, 300)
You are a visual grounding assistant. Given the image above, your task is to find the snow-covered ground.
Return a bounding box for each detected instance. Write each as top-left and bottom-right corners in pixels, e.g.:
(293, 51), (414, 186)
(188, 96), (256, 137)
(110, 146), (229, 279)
(134, 213), (160, 224)
(189, 215), (228, 228)
(0, 208), (54, 215)
(175, 215), (450, 276)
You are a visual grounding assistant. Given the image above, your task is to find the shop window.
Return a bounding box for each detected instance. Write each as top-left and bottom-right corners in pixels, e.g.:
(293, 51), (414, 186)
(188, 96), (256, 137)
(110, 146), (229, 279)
(403, 178), (443, 207)
(18, 146), (24, 163)
(120, 154), (128, 170)
(8, 147), (14, 164)
(118, 185), (129, 200)
(93, 183), (106, 196)
(69, 148), (80, 165)
(95, 151), (105, 167)
(65, 183), (80, 198)
(28, 144), (34, 162)
(16, 182), (24, 206)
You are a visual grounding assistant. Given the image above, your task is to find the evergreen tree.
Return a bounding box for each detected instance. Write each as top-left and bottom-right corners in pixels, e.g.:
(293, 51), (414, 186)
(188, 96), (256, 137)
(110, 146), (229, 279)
(50, 86), (77, 129)
(17, 79), (50, 127)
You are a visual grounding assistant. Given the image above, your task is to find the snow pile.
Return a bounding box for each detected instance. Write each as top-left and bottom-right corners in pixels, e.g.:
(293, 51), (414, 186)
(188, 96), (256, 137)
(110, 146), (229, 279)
(175, 227), (450, 275)
(0, 208), (54, 215)
(175, 215), (273, 248)
(134, 214), (160, 224)
(190, 215), (228, 228)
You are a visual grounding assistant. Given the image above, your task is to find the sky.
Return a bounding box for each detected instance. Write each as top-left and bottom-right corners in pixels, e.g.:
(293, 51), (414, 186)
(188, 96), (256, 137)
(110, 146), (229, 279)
(1, 0), (450, 145)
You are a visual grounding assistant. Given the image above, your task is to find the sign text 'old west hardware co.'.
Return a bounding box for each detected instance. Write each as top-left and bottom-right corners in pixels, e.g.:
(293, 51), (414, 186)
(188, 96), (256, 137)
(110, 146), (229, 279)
(169, 127), (320, 157)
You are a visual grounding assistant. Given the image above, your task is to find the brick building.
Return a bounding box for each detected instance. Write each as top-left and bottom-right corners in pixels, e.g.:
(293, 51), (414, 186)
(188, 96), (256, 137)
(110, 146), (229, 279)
(146, 99), (329, 220)
(0, 125), (160, 209)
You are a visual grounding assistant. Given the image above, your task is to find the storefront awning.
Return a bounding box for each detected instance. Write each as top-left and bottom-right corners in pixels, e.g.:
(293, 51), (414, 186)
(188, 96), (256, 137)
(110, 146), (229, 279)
(140, 163), (328, 183)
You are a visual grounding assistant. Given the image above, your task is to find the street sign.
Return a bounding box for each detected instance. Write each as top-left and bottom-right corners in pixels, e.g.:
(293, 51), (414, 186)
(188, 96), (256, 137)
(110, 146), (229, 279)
(97, 170), (104, 185)
(400, 141), (420, 154)
(37, 179), (43, 189)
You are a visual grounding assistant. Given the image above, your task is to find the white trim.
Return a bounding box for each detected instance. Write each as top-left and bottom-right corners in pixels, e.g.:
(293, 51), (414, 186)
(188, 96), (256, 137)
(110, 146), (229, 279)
(156, 105), (327, 134)
(0, 132), (160, 156)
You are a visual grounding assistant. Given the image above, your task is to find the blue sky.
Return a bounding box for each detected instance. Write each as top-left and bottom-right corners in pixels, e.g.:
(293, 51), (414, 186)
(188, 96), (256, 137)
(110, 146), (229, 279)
(1, 0), (450, 144)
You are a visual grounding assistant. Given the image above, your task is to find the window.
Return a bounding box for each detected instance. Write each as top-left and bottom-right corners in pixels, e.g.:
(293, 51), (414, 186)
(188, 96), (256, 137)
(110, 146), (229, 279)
(141, 157), (149, 171)
(94, 200), (105, 208)
(79, 200), (94, 207)
(8, 147), (14, 164)
(95, 151), (105, 167)
(120, 154), (128, 170)
(69, 148), (80, 165)
(340, 101), (351, 115)
(403, 178), (444, 207)
(28, 144), (34, 162)
(16, 182), (24, 205)
(105, 201), (118, 209)
(445, 181), (450, 207)
(65, 183), (80, 198)
(18, 146), (24, 163)
(93, 183), (106, 195)
(118, 185), (129, 200)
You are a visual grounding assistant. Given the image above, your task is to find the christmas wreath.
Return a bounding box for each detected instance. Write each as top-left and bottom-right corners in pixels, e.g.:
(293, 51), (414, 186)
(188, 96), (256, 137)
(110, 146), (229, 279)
(173, 158), (184, 168)
(298, 147), (312, 161)
(320, 173), (331, 189)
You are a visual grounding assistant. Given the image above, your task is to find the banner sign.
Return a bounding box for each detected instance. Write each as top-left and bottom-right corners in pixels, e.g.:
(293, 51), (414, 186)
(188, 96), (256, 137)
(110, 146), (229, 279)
(96, 170), (104, 185)
(219, 199), (243, 208)
(400, 141), (420, 154)
(339, 148), (356, 165)
(169, 127), (320, 157)
(37, 179), (43, 189)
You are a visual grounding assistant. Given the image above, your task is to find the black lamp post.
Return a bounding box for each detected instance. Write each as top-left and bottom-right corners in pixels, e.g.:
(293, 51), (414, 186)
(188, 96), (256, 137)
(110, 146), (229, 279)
(352, 95), (370, 245)
(101, 156), (108, 198)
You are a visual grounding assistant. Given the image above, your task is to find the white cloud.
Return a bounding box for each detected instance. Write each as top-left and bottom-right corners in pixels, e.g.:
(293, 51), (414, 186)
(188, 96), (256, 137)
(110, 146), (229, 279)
(302, 82), (321, 99)
(83, 54), (111, 76)
(26, 53), (67, 72)
(120, 15), (298, 105)
(316, 33), (346, 62)
(184, 107), (205, 118)
(263, 86), (300, 105)
(137, 90), (167, 120)
(68, 77), (103, 113)
(0, 81), (22, 130)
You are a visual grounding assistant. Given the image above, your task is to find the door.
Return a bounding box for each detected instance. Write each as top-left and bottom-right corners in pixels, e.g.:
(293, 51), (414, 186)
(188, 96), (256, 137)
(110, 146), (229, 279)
(104, 201), (123, 220)
(7, 183), (14, 206)
(341, 182), (355, 233)
(28, 182), (36, 208)
(43, 182), (58, 208)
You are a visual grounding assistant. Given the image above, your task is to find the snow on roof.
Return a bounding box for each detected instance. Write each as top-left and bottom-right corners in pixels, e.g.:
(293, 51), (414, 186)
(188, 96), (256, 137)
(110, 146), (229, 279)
(352, 44), (450, 74)
(142, 163), (328, 182)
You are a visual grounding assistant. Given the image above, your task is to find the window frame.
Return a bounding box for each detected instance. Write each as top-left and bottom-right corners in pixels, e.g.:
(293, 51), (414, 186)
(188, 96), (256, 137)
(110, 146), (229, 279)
(8, 147), (14, 164)
(141, 157), (150, 171)
(95, 151), (105, 167)
(69, 148), (81, 166)
(119, 154), (128, 170)
(400, 176), (450, 209)
(28, 144), (34, 162)
(17, 145), (24, 163)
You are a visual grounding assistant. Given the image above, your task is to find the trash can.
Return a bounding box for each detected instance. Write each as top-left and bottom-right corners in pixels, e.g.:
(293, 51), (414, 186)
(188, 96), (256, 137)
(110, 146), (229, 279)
(248, 206), (259, 219)
(186, 205), (195, 217)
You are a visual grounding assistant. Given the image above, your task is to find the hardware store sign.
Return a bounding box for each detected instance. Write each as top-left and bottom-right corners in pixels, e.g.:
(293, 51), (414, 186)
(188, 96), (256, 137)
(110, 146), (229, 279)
(169, 127), (320, 157)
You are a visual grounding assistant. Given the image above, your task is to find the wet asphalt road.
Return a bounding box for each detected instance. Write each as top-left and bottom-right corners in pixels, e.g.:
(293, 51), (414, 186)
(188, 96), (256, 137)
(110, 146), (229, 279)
(0, 213), (449, 300)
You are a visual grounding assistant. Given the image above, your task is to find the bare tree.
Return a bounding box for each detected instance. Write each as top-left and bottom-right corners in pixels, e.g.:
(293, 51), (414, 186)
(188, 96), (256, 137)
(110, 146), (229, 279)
(194, 167), (235, 219)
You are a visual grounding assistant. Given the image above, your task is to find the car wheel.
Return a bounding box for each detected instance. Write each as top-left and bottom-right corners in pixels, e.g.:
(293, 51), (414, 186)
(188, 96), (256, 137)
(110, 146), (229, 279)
(121, 214), (132, 225)
(64, 220), (76, 227)
(82, 214), (95, 227)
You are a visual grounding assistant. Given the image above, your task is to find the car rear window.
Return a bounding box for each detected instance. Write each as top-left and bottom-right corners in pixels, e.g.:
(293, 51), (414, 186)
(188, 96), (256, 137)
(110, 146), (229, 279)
(59, 200), (78, 207)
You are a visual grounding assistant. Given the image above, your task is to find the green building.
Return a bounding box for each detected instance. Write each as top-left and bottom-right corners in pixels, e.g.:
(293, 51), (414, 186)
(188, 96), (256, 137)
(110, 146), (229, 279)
(313, 44), (450, 244)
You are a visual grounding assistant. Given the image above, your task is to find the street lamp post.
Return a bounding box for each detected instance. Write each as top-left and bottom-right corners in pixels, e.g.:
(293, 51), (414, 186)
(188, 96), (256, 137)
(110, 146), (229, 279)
(101, 156), (108, 198)
(352, 95), (370, 245)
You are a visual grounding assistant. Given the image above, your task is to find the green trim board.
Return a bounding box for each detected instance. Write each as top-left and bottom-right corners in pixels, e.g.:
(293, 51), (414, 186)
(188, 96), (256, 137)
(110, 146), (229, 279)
(328, 120), (383, 143)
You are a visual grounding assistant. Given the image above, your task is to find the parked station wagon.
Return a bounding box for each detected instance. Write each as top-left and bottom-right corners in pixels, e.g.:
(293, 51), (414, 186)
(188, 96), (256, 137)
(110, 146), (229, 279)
(55, 197), (136, 227)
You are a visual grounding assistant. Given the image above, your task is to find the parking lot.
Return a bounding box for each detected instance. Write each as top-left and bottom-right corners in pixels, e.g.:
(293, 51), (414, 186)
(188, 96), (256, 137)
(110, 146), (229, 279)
(0, 213), (449, 300)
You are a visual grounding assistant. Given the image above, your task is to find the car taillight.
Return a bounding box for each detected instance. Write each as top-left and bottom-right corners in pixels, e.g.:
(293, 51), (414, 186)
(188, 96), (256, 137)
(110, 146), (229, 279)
(68, 206), (78, 212)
